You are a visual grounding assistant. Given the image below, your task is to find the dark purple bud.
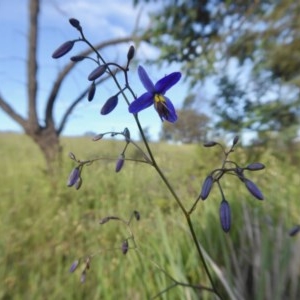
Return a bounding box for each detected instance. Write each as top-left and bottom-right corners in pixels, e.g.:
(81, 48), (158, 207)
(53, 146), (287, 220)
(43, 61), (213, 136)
(246, 162), (265, 171)
(70, 55), (85, 62)
(134, 210), (140, 221)
(122, 240), (129, 255)
(69, 18), (82, 30)
(75, 177), (83, 190)
(88, 65), (107, 81)
(67, 167), (80, 187)
(289, 225), (300, 237)
(69, 260), (79, 273)
(115, 154), (125, 172)
(127, 45), (135, 61)
(52, 41), (75, 59)
(88, 82), (96, 102)
(80, 270), (86, 283)
(203, 141), (217, 147)
(199, 175), (214, 200)
(232, 135), (239, 146)
(220, 199), (231, 233)
(92, 133), (104, 141)
(101, 95), (119, 115)
(123, 127), (130, 142)
(244, 178), (264, 200)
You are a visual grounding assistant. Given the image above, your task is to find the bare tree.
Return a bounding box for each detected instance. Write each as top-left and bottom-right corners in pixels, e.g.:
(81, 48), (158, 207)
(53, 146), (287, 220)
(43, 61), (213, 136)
(0, 0), (138, 173)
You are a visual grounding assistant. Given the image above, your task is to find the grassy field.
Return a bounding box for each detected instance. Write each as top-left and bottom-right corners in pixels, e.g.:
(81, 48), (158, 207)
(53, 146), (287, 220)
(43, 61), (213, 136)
(0, 132), (300, 300)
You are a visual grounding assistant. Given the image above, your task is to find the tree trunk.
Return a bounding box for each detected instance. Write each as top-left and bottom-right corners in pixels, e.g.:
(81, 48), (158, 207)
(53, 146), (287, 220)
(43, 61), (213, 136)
(25, 125), (62, 175)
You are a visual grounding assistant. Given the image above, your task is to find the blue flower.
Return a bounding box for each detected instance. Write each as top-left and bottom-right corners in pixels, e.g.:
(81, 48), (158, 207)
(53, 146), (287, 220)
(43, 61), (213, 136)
(128, 66), (181, 122)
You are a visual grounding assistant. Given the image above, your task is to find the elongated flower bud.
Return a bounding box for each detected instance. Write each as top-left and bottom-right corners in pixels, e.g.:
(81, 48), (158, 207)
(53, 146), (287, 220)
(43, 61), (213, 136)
(232, 135), (239, 146)
(69, 18), (82, 30)
(69, 260), (79, 273)
(52, 41), (75, 59)
(88, 82), (96, 102)
(289, 225), (300, 237)
(88, 65), (107, 81)
(122, 240), (129, 255)
(220, 199), (231, 233)
(134, 210), (140, 221)
(244, 178), (264, 200)
(246, 162), (265, 171)
(123, 127), (130, 142)
(115, 154), (125, 172)
(199, 175), (214, 200)
(101, 95), (119, 115)
(92, 133), (104, 141)
(70, 55), (85, 62)
(203, 141), (217, 147)
(75, 176), (83, 190)
(127, 45), (135, 61)
(80, 270), (86, 283)
(67, 167), (80, 187)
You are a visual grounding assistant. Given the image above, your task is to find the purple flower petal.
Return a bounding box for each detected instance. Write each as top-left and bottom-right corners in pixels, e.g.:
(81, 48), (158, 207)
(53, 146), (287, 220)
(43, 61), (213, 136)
(163, 97), (178, 122)
(128, 92), (153, 113)
(138, 66), (155, 92)
(154, 72), (181, 94)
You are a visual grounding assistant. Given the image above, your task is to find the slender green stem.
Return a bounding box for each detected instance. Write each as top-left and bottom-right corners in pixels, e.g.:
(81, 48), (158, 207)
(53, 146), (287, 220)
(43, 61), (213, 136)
(130, 112), (222, 297)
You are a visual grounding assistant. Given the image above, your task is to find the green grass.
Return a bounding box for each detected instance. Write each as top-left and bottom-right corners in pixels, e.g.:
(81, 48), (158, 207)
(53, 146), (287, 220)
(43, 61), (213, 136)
(0, 133), (300, 299)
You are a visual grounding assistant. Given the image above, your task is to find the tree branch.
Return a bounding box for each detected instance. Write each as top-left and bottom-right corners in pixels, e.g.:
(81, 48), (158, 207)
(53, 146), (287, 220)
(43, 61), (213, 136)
(0, 94), (27, 128)
(27, 0), (39, 130)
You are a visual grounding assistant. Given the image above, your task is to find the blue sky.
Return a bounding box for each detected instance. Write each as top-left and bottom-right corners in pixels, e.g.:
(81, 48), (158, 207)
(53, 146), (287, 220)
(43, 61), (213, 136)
(0, 0), (206, 141)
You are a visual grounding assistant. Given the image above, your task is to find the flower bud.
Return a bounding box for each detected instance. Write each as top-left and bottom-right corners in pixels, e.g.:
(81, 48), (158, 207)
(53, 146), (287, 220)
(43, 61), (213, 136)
(69, 18), (82, 30)
(127, 45), (135, 61)
(80, 270), (86, 283)
(115, 154), (125, 172)
(70, 55), (85, 62)
(52, 41), (75, 59)
(199, 175), (214, 200)
(92, 133), (104, 141)
(220, 199), (231, 233)
(289, 225), (300, 237)
(101, 95), (119, 115)
(67, 167), (80, 187)
(99, 216), (111, 225)
(88, 65), (107, 81)
(75, 176), (83, 190)
(88, 82), (96, 102)
(122, 240), (129, 255)
(69, 260), (79, 273)
(246, 162), (265, 171)
(232, 135), (239, 146)
(123, 127), (130, 142)
(203, 141), (217, 147)
(244, 178), (264, 200)
(134, 210), (140, 221)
